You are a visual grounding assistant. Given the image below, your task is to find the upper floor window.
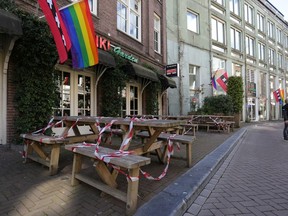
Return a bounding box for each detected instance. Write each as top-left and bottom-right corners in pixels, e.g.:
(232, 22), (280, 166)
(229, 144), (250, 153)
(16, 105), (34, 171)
(244, 3), (254, 25)
(245, 35), (255, 56)
(211, 17), (225, 44)
(71, 0), (97, 15)
(268, 48), (275, 65)
(117, 0), (141, 40)
(88, 0), (97, 15)
(229, 0), (239, 16)
(276, 27), (282, 44)
(213, 0), (224, 6)
(258, 42), (265, 61)
(257, 13), (264, 32)
(230, 27), (241, 50)
(187, 10), (199, 33)
(277, 52), (283, 68)
(154, 14), (161, 53)
(285, 34), (288, 48)
(267, 20), (274, 39)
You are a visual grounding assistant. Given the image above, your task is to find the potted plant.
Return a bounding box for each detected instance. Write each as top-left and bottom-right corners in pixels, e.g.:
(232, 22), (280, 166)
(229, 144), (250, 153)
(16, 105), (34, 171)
(227, 76), (244, 128)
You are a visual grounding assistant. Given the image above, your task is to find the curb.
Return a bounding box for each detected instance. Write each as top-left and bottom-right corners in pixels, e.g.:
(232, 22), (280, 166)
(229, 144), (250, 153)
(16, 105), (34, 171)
(134, 127), (248, 216)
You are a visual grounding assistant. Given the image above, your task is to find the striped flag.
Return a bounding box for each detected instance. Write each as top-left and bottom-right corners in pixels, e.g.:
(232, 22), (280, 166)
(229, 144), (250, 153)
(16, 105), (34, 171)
(216, 70), (229, 92)
(60, 0), (98, 69)
(38, 0), (71, 63)
(273, 89), (281, 103)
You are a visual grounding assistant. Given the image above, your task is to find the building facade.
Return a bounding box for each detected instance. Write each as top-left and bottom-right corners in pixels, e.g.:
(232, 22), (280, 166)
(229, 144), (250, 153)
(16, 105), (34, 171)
(2, 0), (175, 144)
(167, 0), (288, 122)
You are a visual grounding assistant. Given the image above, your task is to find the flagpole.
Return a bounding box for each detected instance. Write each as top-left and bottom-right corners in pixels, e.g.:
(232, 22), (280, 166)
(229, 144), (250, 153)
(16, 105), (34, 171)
(59, 0), (84, 11)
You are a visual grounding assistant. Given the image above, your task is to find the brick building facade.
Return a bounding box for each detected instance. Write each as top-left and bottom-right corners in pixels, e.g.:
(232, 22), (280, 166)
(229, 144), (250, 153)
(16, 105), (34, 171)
(1, 0), (175, 144)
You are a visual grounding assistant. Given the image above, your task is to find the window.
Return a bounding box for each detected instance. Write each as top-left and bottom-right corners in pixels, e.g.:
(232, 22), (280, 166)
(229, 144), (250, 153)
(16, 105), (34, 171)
(121, 84), (140, 116)
(187, 10), (199, 33)
(277, 52), (283, 68)
(257, 13), (264, 32)
(258, 42), (265, 61)
(267, 20), (274, 39)
(88, 0), (97, 15)
(54, 70), (93, 117)
(189, 65), (200, 111)
(71, 0), (97, 15)
(213, 0), (224, 5)
(211, 17), (225, 44)
(117, 0), (141, 40)
(244, 3), (253, 25)
(268, 48), (275, 65)
(276, 27), (282, 44)
(154, 14), (161, 53)
(229, 0), (239, 16)
(285, 34), (288, 48)
(230, 27), (241, 50)
(245, 36), (255, 56)
(232, 63), (241, 76)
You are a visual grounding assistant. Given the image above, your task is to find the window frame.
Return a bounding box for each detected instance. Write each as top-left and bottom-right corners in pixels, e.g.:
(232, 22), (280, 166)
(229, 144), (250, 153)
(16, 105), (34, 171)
(245, 35), (255, 56)
(154, 13), (161, 54)
(230, 27), (241, 51)
(187, 9), (199, 33)
(229, 0), (240, 16)
(117, 0), (142, 41)
(258, 42), (265, 61)
(257, 13), (264, 32)
(211, 17), (225, 44)
(244, 3), (254, 25)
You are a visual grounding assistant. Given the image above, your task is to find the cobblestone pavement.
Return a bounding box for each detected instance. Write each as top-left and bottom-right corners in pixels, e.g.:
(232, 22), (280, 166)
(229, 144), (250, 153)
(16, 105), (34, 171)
(0, 127), (237, 216)
(184, 121), (288, 216)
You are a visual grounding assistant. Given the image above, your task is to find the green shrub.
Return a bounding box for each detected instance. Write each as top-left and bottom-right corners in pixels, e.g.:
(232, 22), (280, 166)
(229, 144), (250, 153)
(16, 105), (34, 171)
(202, 95), (233, 115)
(227, 76), (244, 114)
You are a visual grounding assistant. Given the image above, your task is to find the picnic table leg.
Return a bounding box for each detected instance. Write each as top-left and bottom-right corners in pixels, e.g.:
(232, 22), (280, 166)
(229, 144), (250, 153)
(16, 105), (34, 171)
(71, 153), (82, 186)
(186, 144), (192, 167)
(126, 167), (140, 215)
(49, 144), (60, 175)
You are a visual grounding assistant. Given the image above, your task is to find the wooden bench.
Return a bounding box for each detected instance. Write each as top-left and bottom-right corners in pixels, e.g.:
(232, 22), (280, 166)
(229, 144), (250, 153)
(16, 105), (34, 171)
(136, 131), (195, 167)
(20, 133), (98, 175)
(179, 123), (198, 136)
(65, 144), (151, 215)
(206, 121), (235, 133)
(20, 133), (70, 175)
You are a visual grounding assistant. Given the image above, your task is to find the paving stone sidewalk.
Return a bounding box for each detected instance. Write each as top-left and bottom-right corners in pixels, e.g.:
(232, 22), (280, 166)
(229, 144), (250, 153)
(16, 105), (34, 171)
(184, 121), (288, 216)
(0, 127), (241, 216)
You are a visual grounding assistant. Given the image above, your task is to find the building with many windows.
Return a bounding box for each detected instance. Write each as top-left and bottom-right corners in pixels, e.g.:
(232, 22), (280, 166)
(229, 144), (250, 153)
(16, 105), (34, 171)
(167, 0), (288, 122)
(1, 0), (175, 144)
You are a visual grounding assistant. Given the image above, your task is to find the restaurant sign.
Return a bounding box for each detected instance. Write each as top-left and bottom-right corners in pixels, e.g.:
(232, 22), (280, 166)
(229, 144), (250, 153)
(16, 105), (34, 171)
(166, 63), (179, 77)
(96, 35), (138, 63)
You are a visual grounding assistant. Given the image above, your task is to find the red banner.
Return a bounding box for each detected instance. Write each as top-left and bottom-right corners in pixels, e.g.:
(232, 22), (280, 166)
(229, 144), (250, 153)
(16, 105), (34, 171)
(38, 0), (71, 63)
(216, 71), (229, 92)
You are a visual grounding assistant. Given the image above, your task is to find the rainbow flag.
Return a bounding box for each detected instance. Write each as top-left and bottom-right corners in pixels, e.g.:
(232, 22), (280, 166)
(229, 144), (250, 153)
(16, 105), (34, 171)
(60, 0), (98, 69)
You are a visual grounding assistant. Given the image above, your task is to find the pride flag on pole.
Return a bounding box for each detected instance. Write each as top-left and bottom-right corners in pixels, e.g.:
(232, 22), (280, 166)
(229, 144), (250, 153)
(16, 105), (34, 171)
(60, 0), (98, 69)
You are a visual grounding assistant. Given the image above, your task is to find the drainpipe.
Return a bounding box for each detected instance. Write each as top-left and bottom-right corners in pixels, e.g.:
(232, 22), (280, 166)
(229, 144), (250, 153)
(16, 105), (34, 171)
(177, 0), (183, 115)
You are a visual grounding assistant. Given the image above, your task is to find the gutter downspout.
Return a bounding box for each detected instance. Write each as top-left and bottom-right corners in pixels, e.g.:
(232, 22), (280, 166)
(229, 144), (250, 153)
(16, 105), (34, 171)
(177, 0), (183, 115)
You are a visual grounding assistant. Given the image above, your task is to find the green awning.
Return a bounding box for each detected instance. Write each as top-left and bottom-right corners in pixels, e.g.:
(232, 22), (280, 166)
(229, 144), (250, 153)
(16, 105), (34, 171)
(124, 62), (159, 82)
(0, 9), (22, 36)
(98, 49), (116, 67)
(158, 74), (177, 89)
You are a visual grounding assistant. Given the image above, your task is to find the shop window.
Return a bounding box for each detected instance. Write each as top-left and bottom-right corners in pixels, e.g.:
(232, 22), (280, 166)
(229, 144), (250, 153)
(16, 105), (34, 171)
(77, 75), (91, 116)
(54, 70), (93, 117)
(121, 84), (140, 116)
